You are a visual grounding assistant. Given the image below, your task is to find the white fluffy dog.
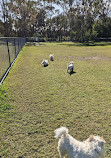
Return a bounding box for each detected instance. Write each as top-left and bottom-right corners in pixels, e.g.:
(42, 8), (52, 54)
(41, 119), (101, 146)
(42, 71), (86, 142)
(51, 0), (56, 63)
(41, 59), (49, 67)
(54, 127), (106, 158)
(49, 54), (54, 61)
(67, 61), (74, 73)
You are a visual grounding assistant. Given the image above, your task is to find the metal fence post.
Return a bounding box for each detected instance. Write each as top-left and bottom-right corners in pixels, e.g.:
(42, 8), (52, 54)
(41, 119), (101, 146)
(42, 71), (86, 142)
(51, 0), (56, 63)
(14, 39), (16, 57)
(7, 39), (11, 66)
(18, 38), (20, 53)
(20, 38), (22, 49)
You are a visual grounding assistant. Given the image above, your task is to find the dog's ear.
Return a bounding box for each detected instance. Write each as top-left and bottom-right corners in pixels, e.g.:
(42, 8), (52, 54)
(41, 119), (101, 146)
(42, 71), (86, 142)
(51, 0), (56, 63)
(100, 137), (106, 144)
(88, 135), (94, 142)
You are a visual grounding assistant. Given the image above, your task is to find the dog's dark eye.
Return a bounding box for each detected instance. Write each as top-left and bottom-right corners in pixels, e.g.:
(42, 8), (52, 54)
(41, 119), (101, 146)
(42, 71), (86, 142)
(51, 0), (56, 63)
(99, 142), (103, 146)
(101, 142), (104, 145)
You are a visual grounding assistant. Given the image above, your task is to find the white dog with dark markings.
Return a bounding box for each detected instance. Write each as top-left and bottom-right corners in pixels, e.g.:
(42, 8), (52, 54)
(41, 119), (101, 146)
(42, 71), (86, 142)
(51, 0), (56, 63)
(67, 61), (74, 73)
(54, 127), (106, 158)
(49, 54), (54, 61)
(41, 59), (49, 67)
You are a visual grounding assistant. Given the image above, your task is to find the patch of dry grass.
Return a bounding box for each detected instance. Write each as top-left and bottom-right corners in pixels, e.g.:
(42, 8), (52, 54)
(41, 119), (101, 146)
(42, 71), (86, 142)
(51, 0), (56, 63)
(0, 42), (111, 157)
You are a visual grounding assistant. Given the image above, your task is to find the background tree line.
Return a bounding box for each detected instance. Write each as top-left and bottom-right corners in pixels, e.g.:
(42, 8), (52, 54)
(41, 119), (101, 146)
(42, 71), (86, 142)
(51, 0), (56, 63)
(0, 0), (111, 42)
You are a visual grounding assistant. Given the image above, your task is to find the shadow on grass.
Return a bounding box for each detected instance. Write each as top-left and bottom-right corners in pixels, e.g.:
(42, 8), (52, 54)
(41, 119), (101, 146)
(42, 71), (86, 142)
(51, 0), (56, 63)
(69, 71), (76, 76)
(44, 65), (48, 67)
(58, 42), (111, 47)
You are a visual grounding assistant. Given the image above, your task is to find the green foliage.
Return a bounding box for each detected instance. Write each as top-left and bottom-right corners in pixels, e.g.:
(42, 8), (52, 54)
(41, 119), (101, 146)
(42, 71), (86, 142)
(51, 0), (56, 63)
(91, 21), (99, 39)
(0, 20), (4, 37)
(1, 0), (111, 40)
(85, 29), (92, 41)
(0, 86), (11, 113)
(92, 18), (111, 39)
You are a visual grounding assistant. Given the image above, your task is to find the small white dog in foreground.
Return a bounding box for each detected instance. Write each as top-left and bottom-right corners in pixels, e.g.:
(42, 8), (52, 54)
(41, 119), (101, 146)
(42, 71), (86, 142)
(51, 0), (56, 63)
(41, 59), (49, 67)
(54, 127), (106, 158)
(49, 54), (54, 61)
(67, 61), (74, 73)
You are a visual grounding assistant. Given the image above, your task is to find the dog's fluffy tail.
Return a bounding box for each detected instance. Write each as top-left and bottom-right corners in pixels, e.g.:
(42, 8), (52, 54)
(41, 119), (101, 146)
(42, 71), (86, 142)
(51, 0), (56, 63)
(54, 127), (69, 138)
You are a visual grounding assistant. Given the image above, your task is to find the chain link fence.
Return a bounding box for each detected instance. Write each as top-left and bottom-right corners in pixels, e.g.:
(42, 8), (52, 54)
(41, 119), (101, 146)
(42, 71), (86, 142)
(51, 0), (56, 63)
(0, 37), (26, 84)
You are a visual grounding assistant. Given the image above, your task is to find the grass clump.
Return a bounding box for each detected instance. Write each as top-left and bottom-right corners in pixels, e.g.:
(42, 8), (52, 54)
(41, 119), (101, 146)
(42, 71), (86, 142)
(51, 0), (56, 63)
(0, 86), (11, 113)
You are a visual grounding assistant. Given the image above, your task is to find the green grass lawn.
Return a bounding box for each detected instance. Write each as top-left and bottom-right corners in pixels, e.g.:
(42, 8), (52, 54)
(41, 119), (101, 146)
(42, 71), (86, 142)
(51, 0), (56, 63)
(0, 42), (111, 157)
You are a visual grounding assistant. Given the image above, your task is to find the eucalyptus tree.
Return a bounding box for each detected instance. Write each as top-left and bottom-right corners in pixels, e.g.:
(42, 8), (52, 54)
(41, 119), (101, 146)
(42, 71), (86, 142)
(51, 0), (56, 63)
(51, 14), (69, 41)
(53, 0), (75, 40)
(7, 0), (38, 37)
(1, 0), (111, 39)
(1, 0), (8, 23)
(0, 0), (13, 36)
(90, 0), (111, 39)
(0, 20), (4, 36)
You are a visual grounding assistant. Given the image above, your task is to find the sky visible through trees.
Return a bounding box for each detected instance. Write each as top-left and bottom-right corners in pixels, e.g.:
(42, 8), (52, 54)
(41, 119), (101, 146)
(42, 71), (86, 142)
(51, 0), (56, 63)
(0, 0), (111, 42)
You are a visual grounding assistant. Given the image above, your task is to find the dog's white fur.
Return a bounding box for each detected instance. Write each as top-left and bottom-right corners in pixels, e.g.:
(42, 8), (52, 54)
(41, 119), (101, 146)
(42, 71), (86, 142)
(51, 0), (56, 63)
(67, 61), (74, 73)
(41, 59), (49, 67)
(49, 54), (54, 61)
(54, 127), (106, 158)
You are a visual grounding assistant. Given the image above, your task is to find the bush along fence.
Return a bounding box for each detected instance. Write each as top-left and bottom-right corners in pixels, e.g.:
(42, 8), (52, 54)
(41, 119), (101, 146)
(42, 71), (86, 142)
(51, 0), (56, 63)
(0, 37), (26, 85)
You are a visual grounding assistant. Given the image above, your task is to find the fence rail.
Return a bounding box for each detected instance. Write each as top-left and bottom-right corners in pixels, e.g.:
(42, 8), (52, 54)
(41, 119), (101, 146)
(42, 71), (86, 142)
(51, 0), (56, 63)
(0, 37), (26, 85)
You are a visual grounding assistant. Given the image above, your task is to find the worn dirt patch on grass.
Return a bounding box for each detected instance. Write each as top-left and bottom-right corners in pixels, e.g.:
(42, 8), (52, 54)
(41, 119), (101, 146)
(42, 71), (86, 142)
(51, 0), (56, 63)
(60, 55), (111, 61)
